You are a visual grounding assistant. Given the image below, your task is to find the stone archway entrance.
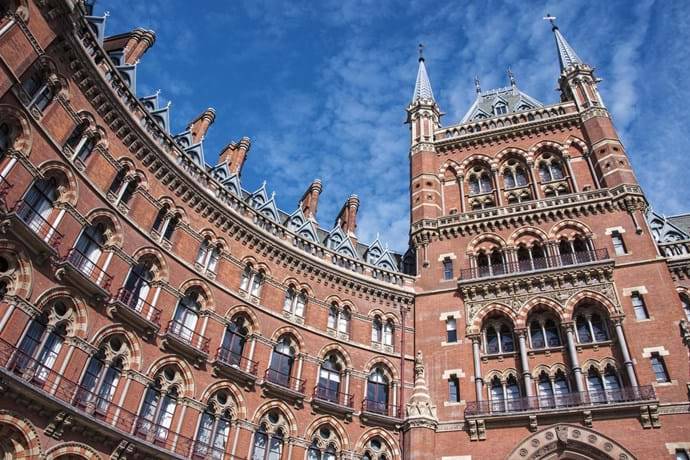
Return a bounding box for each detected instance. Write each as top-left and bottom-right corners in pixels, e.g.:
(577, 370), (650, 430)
(507, 424), (636, 460)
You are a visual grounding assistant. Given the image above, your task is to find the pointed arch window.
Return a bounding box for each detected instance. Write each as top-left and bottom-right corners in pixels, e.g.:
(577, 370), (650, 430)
(537, 373), (554, 408)
(366, 367), (390, 415)
(489, 376), (504, 413)
(371, 315), (383, 344)
(136, 368), (180, 442)
(76, 336), (125, 416)
(251, 423), (283, 460)
(65, 122), (96, 164)
(283, 285), (306, 317)
(171, 291), (201, 343)
(220, 317), (248, 366)
(122, 259), (155, 312)
(196, 238), (222, 274)
(307, 426), (339, 460)
(268, 337), (295, 387)
(483, 320), (514, 355)
(241, 264), (264, 298)
(21, 67), (54, 113)
(538, 152), (566, 183)
(0, 122), (10, 160)
(468, 165), (493, 195)
(327, 302), (350, 335)
(517, 243), (546, 272)
(193, 391), (233, 459)
(528, 315), (561, 349)
(21, 177), (59, 234)
(317, 354), (343, 403)
(73, 222), (107, 277)
(383, 319), (394, 347)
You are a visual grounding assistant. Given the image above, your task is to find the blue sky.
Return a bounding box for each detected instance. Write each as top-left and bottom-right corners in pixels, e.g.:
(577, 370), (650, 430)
(95, 0), (688, 252)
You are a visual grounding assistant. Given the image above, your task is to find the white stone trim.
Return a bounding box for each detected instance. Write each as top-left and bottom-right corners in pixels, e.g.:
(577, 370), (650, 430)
(605, 226), (626, 235)
(443, 401), (466, 407)
(622, 286), (648, 296)
(665, 442), (690, 454)
(642, 346), (669, 358)
(438, 252), (458, 261)
(441, 456), (472, 460)
(442, 368), (466, 379)
(439, 310), (461, 321)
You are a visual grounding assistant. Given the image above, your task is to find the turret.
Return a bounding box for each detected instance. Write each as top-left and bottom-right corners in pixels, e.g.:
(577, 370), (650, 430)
(300, 179), (322, 221)
(546, 15), (637, 189)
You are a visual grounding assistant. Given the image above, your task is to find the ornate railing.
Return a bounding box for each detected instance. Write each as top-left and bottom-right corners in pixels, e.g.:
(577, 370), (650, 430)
(115, 287), (162, 325)
(13, 199), (63, 250)
(264, 368), (305, 394)
(459, 249), (610, 281)
(215, 347), (258, 376)
(464, 386), (656, 417)
(165, 320), (210, 354)
(0, 174), (12, 201)
(658, 239), (690, 258)
(361, 399), (401, 418)
(65, 247), (113, 291)
(313, 385), (354, 408)
(0, 338), (246, 459)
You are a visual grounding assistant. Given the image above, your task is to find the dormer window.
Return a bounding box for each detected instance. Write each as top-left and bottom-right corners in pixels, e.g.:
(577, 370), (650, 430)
(494, 103), (507, 115)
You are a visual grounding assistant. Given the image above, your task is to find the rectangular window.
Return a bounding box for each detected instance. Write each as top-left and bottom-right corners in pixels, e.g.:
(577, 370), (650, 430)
(448, 375), (460, 402)
(611, 231), (627, 256)
(631, 292), (649, 320)
(443, 258), (454, 280)
(446, 317), (457, 343)
(650, 353), (670, 383)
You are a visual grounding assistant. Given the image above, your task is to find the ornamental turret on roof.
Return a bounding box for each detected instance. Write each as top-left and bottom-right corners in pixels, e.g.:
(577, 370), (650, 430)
(461, 75), (543, 123)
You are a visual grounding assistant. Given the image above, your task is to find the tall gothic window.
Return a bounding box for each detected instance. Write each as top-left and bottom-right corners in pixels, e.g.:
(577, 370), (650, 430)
(365, 367), (390, 415)
(193, 391), (234, 459)
(136, 366), (181, 442)
(122, 259), (155, 312)
(251, 411), (286, 460)
(76, 336), (126, 416)
(574, 307), (609, 344)
(171, 290), (202, 343)
(21, 177), (59, 234)
(220, 317), (248, 366)
(21, 67), (54, 112)
(241, 264), (264, 297)
(267, 336), (296, 387)
(316, 354), (343, 403)
(483, 318), (514, 354)
(538, 152), (566, 182)
(283, 285), (306, 317)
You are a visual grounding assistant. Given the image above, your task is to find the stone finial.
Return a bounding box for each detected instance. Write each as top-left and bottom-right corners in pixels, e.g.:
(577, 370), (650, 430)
(300, 179), (322, 221)
(406, 349), (437, 422)
(336, 194), (359, 238)
(188, 108), (216, 144)
(219, 136), (251, 176)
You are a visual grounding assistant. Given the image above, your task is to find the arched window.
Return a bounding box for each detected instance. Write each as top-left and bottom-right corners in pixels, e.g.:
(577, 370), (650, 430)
(505, 375), (521, 411)
(586, 367), (605, 403)
(681, 294), (690, 320)
(220, 316), (248, 366)
(14, 302), (70, 382)
(502, 159), (530, 191)
(21, 67), (54, 113)
(538, 152), (566, 183)
(76, 336), (125, 416)
(559, 236), (593, 265)
(171, 290), (201, 342)
(251, 416), (284, 460)
(371, 315), (383, 344)
(283, 285), (306, 317)
(537, 372), (554, 408)
(162, 213), (179, 242)
(307, 425), (340, 460)
(267, 336), (296, 387)
(517, 243), (546, 272)
(467, 164), (493, 195)
(482, 318), (514, 355)
(489, 376), (504, 413)
(20, 177), (59, 234)
(122, 259), (155, 312)
(136, 366), (181, 442)
(193, 391), (234, 459)
(366, 367), (390, 415)
(361, 437), (392, 460)
(72, 222), (107, 276)
(575, 306), (609, 344)
(196, 239), (222, 274)
(65, 122), (95, 164)
(476, 249), (506, 277)
(489, 374), (520, 412)
(241, 264), (264, 298)
(528, 313), (561, 349)
(383, 319), (394, 347)
(152, 205), (169, 233)
(327, 303), (350, 335)
(317, 354), (343, 403)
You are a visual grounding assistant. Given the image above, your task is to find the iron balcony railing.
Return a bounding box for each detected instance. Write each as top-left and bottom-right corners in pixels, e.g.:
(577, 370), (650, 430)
(14, 199), (63, 250)
(264, 368), (306, 394)
(215, 347), (258, 377)
(0, 338), (246, 459)
(464, 385), (656, 417)
(115, 287), (162, 326)
(165, 320), (210, 354)
(65, 247), (113, 292)
(361, 399), (401, 418)
(0, 174), (12, 201)
(459, 248), (610, 281)
(313, 385), (354, 408)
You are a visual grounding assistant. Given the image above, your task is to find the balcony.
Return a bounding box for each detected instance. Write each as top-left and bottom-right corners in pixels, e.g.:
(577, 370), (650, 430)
(2, 200), (63, 257)
(459, 249), (610, 283)
(107, 288), (162, 339)
(161, 320), (210, 367)
(464, 386), (657, 432)
(211, 347), (259, 388)
(311, 385), (354, 420)
(360, 399), (402, 428)
(261, 368), (305, 406)
(0, 175), (12, 204)
(54, 248), (113, 301)
(0, 339), (246, 459)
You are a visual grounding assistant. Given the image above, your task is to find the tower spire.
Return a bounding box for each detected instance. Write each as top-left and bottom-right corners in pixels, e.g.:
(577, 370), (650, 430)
(412, 43), (435, 102)
(544, 14), (583, 72)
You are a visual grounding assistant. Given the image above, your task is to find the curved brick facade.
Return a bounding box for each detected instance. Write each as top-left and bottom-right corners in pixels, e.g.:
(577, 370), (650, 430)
(0, 2), (688, 460)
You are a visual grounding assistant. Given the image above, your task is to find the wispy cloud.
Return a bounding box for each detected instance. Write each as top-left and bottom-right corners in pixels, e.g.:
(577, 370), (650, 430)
(97, 0), (689, 250)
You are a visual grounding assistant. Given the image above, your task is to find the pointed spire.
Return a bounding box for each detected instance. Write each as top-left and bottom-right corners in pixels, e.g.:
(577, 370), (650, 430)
(412, 43), (435, 102)
(544, 14), (583, 72)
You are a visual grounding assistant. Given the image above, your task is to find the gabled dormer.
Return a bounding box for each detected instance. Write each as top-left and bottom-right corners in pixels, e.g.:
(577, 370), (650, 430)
(461, 83), (543, 123)
(334, 236), (358, 259)
(374, 249), (398, 271)
(366, 238), (384, 264)
(285, 207), (308, 232)
(140, 93), (171, 133)
(648, 210), (690, 244)
(325, 225), (347, 251)
(250, 182), (269, 209)
(85, 14), (107, 44)
(221, 173), (242, 196)
(295, 219), (319, 242)
(256, 192), (280, 221)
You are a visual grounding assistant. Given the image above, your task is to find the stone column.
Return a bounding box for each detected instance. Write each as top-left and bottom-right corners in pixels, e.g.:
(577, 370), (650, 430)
(516, 329), (533, 397)
(471, 335), (483, 401)
(563, 322), (584, 393)
(458, 175), (466, 213)
(613, 318), (638, 387)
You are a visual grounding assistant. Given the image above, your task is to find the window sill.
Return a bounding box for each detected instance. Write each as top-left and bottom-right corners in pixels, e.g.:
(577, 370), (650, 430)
(653, 380), (677, 388)
(441, 340), (461, 347)
(634, 317), (654, 323)
(481, 352), (517, 362)
(575, 340), (613, 352)
(527, 346), (564, 356)
(444, 400), (465, 407)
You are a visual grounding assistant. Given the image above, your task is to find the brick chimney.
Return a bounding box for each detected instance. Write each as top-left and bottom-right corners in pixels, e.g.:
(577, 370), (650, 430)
(126, 28), (156, 64)
(187, 108), (216, 144)
(336, 194), (359, 237)
(300, 179), (322, 221)
(218, 137), (251, 176)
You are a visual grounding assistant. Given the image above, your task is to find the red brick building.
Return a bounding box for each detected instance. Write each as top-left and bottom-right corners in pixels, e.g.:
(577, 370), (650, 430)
(0, 1), (687, 459)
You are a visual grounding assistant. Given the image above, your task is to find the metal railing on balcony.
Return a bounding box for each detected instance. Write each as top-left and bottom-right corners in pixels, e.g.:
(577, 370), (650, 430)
(361, 399), (401, 418)
(0, 338), (246, 459)
(14, 200), (63, 250)
(264, 368), (305, 394)
(659, 239), (690, 258)
(459, 248), (610, 281)
(464, 386), (656, 417)
(165, 320), (210, 354)
(115, 287), (162, 326)
(215, 347), (258, 376)
(313, 385), (354, 408)
(0, 175), (12, 201)
(65, 247), (113, 292)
